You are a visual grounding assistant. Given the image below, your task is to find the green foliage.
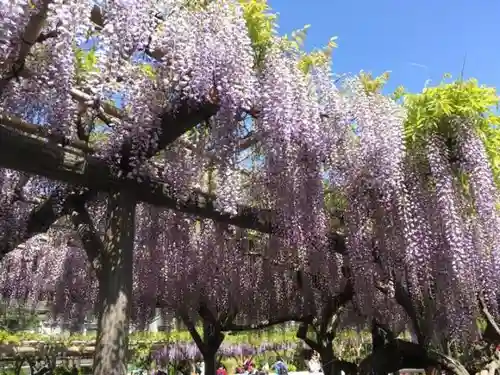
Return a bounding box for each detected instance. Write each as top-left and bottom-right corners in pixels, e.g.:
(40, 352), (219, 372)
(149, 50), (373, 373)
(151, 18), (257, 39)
(138, 63), (157, 79)
(324, 185), (347, 231)
(0, 368), (17, 375)
(0, 329), (300, 346)
(225, 327), (299, 345)
(402, 78), (500, 187)
(333, 329), (372, 364)
(131, 342), (154, 371)
(53, 366), (74, 375)
(359, 71), (391, 94)
(0, 305), (40, 332)
(182, 0), (211, 10)
(238, 0), (278, 68)
(74, 46), (98, 84)
(358, 71), (499, 192)
(236, 0), (338, 73)
(0, 329), (310, 371)
(281, 24), (311, 52)
(0, 330), (21, 344)
(391, 85), (406, 102)
(297, 36), (337, 75)
(88, 130), (111, 146)
(279, 25), (338, 75)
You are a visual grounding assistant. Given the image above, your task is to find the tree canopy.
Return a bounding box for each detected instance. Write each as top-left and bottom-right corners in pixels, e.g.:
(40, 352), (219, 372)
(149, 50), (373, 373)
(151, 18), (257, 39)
(0, 1), (499, 375)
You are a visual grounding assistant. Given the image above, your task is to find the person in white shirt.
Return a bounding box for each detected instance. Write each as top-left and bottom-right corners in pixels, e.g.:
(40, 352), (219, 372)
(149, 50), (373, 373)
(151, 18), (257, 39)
(307, 352), (322, 374)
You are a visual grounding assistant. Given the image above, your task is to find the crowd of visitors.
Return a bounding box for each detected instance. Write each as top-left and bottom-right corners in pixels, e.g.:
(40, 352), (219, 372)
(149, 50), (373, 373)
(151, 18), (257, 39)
(192, 356), (291, 375)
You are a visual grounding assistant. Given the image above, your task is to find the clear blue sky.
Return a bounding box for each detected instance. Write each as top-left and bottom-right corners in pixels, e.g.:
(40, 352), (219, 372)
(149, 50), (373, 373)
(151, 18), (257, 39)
(268, 0), (500, 94)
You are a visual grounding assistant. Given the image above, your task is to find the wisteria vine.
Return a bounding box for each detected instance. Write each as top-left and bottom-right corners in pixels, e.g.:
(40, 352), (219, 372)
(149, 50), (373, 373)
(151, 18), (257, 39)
(0, 0), (498, 361)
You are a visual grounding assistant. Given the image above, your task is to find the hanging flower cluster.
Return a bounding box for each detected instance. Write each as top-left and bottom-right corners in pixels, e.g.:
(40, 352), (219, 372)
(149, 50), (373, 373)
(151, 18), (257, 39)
(0, 0), (498, 350)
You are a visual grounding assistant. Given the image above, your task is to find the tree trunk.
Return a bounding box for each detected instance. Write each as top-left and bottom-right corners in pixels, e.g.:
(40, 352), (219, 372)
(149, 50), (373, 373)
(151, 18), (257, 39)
(14, 359), (23, 375)
(371, 322), (387, 375)
(204, 352), (217, 375)
(203, 320), (223, 375)
(92, 191), (136, 375)
(319, 343), (335, 375)
(358, 339), (471, 375)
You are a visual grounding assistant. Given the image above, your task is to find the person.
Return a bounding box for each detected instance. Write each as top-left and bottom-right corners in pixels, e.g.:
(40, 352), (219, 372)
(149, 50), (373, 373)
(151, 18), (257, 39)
(244, 357), (255, 374)
(272, 358), (288, 375)
(216, 363), (227, 375)
(307, 352), (321, 373)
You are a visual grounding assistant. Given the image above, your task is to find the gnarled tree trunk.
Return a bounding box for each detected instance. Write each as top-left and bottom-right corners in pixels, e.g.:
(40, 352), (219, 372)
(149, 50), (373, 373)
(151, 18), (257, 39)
(318, 342), (335, 375)
(202, 320), (224, 375)
(358, 339), (470, 375)
(183, 312), (225, 375)
(92, 191), (136, 375)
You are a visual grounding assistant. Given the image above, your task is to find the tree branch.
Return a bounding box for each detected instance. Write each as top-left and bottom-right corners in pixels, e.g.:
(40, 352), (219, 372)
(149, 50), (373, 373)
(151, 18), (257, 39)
(0, 187), (95, 259)
(70, 200), (104, 271)
(358, 339), (470, 375)
(218, 302), (238, 328)
(180, 312), (204, 350)
(1, 94), (218, 165)
(296, 322), (322, 352)
(0, 112), (95, 153)
(319, 281), (354, 335)
(0, 0), (51, 95)
(36, 29), (60, 43)
(0, 124), (272, 227)
(0, 95), (351, 259)
(334, 360), (358, 375)
(372, 249), (425, 345)
(198, 302), (218, 325)
(478, 294), (500, 344)
(0, 98), (219, 178)
(301, 336), (321, 352)
(0, 98), (219, 257)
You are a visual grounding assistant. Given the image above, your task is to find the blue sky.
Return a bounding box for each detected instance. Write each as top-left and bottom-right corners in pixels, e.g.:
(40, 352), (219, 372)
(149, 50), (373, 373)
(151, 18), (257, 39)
(268, 0), (500, 94)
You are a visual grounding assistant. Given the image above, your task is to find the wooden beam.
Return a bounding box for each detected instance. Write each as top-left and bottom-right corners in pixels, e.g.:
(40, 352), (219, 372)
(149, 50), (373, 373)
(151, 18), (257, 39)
(0, 122), (274, 231)
(0, 113), (93, 153)
(0, 119), (347, 254)
(0, 97), (218, 257)
(0, 95), (218, 177)
(0, 99), (347, 255)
